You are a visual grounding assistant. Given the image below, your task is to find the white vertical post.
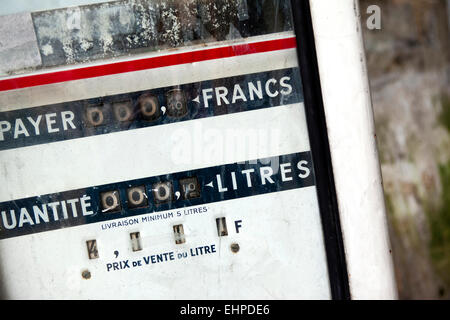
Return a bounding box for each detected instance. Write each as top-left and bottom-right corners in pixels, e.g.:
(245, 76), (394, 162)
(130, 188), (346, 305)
(309, 0), (398, 299)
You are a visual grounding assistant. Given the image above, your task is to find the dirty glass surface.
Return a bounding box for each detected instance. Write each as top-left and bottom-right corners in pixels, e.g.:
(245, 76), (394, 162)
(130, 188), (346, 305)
(0, 1), (332, 299)
(1, 0), (293, 74)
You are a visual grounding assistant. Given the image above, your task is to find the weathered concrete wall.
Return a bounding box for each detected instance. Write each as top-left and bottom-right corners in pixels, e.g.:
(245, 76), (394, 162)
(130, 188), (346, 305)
(360, 0), (450, 299)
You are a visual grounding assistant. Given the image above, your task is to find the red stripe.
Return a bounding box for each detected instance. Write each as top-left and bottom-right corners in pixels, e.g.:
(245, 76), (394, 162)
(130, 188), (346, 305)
(0, 37), (296, 92)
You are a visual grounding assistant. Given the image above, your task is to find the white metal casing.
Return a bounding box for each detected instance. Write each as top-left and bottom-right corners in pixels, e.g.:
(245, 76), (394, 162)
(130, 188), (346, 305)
(309, 0), (397, 299)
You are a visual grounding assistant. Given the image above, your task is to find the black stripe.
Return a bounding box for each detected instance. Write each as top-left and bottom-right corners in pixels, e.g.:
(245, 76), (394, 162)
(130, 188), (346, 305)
(290, 0), (351, 300)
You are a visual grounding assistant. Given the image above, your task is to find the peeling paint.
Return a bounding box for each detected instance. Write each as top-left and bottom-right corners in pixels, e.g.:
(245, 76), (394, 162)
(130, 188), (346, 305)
(24, 0), (293, 71)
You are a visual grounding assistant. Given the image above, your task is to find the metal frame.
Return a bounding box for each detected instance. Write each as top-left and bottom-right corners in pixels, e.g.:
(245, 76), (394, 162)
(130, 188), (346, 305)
(302, 0), (398, 299)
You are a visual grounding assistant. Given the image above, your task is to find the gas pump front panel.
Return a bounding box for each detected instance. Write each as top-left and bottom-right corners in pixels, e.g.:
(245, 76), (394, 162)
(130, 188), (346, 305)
(0, 0), (335, 299)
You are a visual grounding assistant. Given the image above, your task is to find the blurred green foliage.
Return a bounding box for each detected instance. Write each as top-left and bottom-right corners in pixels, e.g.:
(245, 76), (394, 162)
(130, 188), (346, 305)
(429, 100), (450, 287)
(439, 94), (450, 132)
(429, 160), (450, 285)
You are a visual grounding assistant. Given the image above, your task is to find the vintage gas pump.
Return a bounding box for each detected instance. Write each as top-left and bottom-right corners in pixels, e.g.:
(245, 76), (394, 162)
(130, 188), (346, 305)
(0, 0), (396, 299)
